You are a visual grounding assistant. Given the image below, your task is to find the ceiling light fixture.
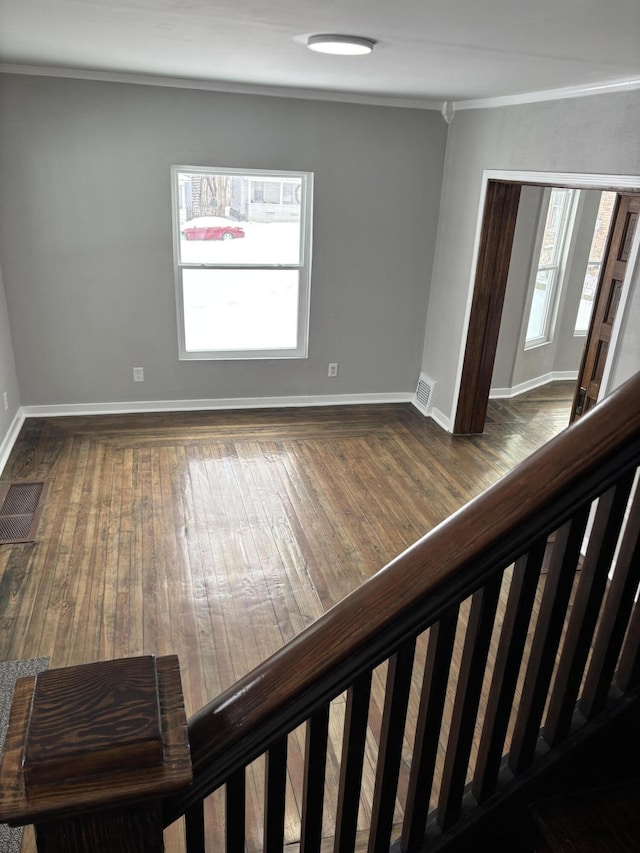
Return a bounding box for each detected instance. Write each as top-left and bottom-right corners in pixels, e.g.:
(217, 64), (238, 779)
(306, 34), (375, 56)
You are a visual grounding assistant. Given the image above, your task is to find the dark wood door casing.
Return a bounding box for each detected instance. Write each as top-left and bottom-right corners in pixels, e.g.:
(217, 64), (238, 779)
(453, 181), (521, 435)
(571, 194), (640, 422)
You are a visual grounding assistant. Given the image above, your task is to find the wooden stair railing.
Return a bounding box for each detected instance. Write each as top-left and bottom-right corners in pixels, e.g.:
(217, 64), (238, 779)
(1, 372), (639, 852)
(161, 371), (640, 852)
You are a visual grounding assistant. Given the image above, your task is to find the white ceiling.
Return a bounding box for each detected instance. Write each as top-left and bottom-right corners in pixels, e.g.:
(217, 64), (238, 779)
(1, 0), (640, 107)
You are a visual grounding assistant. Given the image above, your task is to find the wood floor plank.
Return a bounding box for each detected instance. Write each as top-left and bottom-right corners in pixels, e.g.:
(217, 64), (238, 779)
(0, 384), (574, 853)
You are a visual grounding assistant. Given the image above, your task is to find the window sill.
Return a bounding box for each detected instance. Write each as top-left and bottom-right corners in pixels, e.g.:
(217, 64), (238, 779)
(179, 350), (308, 361)
(524, 338), (552, 351)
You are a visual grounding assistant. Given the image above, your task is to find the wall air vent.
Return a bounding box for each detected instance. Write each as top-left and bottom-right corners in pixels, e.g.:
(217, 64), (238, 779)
(414, 374), (436, 416)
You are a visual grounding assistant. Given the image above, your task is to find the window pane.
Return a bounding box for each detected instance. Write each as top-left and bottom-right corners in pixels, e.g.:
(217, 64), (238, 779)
(177, 171), (303, 266)
(183, 268), (300, 353)
(263, 182), (281, 204)
(525, 188), (574, 345)
(539, 189), (572, 266)
(283, 183), (298, 204)
(527, 268), (553, 340)
(252, 181), (264, 202)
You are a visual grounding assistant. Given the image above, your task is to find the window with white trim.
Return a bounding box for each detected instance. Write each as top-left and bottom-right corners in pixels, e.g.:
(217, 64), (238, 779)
(525, 188), (575, 347)
(172, 167), (313, 360)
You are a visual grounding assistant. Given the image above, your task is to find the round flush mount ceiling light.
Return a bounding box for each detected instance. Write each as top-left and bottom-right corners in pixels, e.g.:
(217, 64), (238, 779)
(306, 34), (376, 55)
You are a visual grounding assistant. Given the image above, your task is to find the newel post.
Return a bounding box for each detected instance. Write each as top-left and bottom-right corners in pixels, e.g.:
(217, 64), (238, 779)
(0, 655), (192, 852)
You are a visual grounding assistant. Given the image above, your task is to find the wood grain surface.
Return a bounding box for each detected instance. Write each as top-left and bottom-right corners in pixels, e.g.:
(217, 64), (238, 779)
(0, 656), (191, 827)
(23, 655), (163, 787)
(0, 384), (576, 851)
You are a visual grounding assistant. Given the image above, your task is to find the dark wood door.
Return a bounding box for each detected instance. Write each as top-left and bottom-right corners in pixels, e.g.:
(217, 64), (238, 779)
(571, 194), (640, 422)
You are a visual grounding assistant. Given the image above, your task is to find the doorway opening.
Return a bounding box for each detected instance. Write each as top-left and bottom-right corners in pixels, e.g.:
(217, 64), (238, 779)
(453, 173), (640, 435)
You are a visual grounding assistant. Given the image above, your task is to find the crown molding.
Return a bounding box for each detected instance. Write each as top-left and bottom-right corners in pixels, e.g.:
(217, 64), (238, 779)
(2, 62), (638, 117)
(0, 63), (442, 111)
(453, 76), (640, 111)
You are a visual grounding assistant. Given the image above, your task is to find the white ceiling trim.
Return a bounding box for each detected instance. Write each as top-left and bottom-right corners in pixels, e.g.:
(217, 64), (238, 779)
(0, 63), (442, 111)
(2, 63), (639, 114)
(483, 169), (640, 189)
(454, 76), (640, 111)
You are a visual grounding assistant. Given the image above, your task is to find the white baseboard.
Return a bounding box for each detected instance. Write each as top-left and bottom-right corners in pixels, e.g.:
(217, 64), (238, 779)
(429, 407), (453, 432)
(490, 371), (578, 400)
(21, 391), (414, 419)
(0, 408), (26, 477)
(409, 402), (452, 432)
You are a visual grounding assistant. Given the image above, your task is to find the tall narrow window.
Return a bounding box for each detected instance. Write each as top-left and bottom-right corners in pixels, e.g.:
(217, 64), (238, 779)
(172, 167), (313, 360)
(574, 191), (617, 335)
(525, 188), (575, 347)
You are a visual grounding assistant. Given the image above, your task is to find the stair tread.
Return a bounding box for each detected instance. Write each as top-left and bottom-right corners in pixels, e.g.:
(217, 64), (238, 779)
(531, 782), (640, 852)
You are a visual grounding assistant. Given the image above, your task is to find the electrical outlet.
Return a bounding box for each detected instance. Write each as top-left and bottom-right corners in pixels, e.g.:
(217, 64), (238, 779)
(133, 367), (144, 382)
(328, 363), (339, 378)
(2, 391), (7, 411)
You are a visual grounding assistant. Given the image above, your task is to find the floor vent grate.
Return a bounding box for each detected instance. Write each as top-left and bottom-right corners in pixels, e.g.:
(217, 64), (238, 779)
(415, 373), (436, 415)
(0, 481), (48, 544)
(416, 379), (431, 408)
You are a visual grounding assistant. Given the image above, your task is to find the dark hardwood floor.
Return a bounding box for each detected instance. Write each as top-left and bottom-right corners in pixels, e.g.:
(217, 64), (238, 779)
(0, 381), (574, 851)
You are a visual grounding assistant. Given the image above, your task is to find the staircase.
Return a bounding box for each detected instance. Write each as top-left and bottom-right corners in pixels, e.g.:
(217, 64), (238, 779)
(1, 371), (640, 853)
(454, 695), (640, 851)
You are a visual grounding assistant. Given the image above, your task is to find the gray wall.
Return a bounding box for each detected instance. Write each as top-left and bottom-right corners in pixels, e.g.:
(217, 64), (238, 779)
(0, 74), (446, 408)
(2, 72), (639, 441)
(0, 259), (21, 443)
(422, 90), (640, 423)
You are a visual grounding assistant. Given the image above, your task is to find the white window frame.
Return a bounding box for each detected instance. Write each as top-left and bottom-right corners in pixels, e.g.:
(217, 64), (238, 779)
(524, 187), (577, 349)
(171, 165), (313, 360)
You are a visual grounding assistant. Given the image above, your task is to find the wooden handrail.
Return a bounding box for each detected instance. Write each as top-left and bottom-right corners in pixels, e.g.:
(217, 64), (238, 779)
(165, 370), (640, 822)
